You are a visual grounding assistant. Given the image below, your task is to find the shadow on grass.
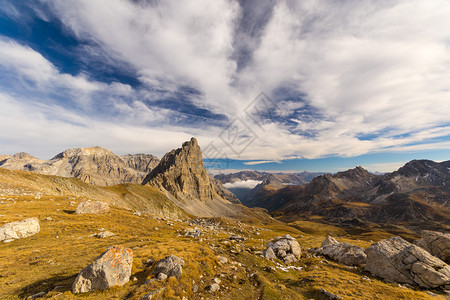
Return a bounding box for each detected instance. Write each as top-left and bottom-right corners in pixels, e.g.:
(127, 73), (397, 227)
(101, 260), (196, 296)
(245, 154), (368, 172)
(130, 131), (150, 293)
(63, 210), (76, 214)
(17, 274), (77, 298)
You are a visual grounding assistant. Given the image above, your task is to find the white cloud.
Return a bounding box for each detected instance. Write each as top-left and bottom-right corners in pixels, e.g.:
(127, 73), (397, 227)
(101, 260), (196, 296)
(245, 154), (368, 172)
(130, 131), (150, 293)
(223, 180), (262, 189)
(2, 1), (450, 162)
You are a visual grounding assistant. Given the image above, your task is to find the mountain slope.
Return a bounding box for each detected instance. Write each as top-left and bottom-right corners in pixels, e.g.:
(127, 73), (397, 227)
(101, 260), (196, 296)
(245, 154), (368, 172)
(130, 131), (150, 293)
(0, 147), (159, 186)
(256, 163), (450, 227)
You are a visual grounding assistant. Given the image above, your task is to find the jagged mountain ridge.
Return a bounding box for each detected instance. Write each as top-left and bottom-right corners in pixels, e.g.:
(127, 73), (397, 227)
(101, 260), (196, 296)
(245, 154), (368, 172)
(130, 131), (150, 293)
(251, 161), (450, 226)
(142, 138), (247, 217)
(0, 147), (159, 186)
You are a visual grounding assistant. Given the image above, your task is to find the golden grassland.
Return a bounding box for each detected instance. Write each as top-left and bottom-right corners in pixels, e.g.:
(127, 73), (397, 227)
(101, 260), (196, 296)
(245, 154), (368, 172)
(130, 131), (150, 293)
(0, 194), (445, 300)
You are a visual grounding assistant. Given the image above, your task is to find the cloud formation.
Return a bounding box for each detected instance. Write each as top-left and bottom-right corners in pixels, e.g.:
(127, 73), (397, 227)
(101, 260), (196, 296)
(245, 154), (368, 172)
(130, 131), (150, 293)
(1, 0), (449, 164)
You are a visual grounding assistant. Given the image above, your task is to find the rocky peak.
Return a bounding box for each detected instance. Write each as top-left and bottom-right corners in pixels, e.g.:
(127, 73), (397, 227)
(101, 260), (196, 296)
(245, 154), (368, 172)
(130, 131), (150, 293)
(120, 154), (159, 173)
(142, 137), (214, 202)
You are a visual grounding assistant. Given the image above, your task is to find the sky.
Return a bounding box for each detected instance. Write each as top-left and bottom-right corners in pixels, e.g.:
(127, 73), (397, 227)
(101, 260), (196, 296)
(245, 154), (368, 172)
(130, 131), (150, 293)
(0, 0), (450, 173)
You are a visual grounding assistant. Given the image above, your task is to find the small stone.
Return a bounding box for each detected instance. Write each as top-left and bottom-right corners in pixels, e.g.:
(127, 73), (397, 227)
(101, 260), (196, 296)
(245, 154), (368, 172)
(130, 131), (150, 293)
(157, 273), (168, 281)
(75, 201), (109, 214)
(141, 287), (165, 300)
(216, 256), (228, 264)
(207, 283), (220, 292)
(214, 277), (221, 284)
(26, 291), (46, 299)
(132, 276), (138, 282)
(44, 217), (53, 221)
(96, 231), (115, 239)
(152, 255), (185, 278)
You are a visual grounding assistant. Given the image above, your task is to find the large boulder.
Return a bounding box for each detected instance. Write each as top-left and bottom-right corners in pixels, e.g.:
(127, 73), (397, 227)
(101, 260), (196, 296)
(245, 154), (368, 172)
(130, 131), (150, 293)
(0, 217), (40, 242)
(152, 255), (185, 278)
(313, 236), (366, 266)
(415, 231), (450, 263)
(72, 245), (133, 293)
(365, 236), (450, 288)
(75, 201), (110, 214)
(263, 234), (301, 263)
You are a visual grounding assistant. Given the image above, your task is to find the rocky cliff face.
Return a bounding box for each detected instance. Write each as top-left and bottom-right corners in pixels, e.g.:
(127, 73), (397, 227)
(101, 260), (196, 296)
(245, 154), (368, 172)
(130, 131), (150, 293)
(142, 138), (241, 216)
(0, 147), (159, 186)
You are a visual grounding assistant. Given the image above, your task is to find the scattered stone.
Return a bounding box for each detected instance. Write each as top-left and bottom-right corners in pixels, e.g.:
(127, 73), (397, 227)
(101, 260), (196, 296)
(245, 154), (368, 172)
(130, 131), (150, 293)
(318, 288), (343, 299)
(141, 287), (165, 300)
(207, 283), (220, 292)
(312, 236), (366, 266)
(75, 201), (109, 214)
(133, 211), (142, 216)
(96, 231), (116, 239)
(216, 256), (228, 264)
(230, 235), (245, 242)
(157, 273), (167, 281)
(365, 236), (450, 288)
(72, 245), (133, 293)
(26, 291), (46, 299)
(415, 231), (450, 263)
(0, 217), (40, 242)
(132, 276), (138, 282)
(263, 234), (301, 263)
(152, 255), (185, 278)
(44, 217), (53, 221)
(184, 227), (202, 238)
(214, 277), (221, 284)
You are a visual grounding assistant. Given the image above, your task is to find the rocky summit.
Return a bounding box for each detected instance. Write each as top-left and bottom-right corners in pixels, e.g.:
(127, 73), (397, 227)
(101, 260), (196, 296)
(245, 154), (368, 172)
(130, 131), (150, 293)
(142, 138), (242, 217)
(0, 147), (159, 186)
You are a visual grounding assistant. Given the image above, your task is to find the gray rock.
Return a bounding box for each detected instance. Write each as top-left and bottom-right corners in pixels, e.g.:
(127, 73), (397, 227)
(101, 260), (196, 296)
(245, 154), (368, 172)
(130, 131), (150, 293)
(141, 287), (165, 300)
(96, 231), (115, 239)
(207, 283), (220, 292)
(365, 236), (450, 288)
(26, 291), (46, 299)
(157, 273), (167, 280)
(184, 227), (202, 238)
(72, 245), (133, 293)
(415, 231), (450, 263)
(263, 234), (301, 263)
(321, 235), (338, 247)
(152, 255), (185, 278)
(216, 256), (228, 264)
(0, 217), (40, 242)
(313, 236), (366, 266)
(230, 235), (245, 242)
(75, 201), (109, 214)
(319, 288), (343, 299)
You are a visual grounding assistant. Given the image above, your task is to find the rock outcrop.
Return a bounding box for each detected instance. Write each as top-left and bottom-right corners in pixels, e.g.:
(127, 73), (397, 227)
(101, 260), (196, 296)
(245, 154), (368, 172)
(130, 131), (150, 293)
(72, 245), (133, 293)
(415, 231), (450, 263)
(312, 236), (366, 266)
(152, 255), (185, 278)
(0, 148), (159, 186)
(142, 138), (242, 217)
(76, 201), (110, 214)
(365, 236), (450, 288)
(0, 217), (40, 242)
(263, 234), (301, 263)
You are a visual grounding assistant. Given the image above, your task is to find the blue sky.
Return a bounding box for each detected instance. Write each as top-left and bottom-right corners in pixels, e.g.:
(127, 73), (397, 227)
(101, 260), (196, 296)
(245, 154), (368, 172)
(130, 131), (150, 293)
(0, 0), (450, 173)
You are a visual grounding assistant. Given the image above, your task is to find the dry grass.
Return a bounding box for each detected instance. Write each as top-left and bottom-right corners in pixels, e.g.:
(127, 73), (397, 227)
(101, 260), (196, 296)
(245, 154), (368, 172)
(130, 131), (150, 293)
(0, 169), (447, 299)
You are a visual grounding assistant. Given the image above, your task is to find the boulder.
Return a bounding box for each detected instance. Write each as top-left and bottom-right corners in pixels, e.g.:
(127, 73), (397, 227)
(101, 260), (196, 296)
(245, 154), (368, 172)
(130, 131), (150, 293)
(313, 236), (366, 266)
(365, 236), (450, 288)
(96, 231), (115, 239)
(263, 234), (301, 263)
(415, 231), (450, 263)
(0, 217), (40, 242)
(152, 255), (185, 278)
(72, 245), (133, 293)
(75, 201), (110, 214)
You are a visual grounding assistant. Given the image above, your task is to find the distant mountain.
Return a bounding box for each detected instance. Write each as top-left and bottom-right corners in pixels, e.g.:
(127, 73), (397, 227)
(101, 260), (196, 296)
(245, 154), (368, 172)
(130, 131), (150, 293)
(142, 138), (244, 217)
(258, 161), (450, 228)
(0, 147), (159, 186)
(215, 170), (322, 203)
